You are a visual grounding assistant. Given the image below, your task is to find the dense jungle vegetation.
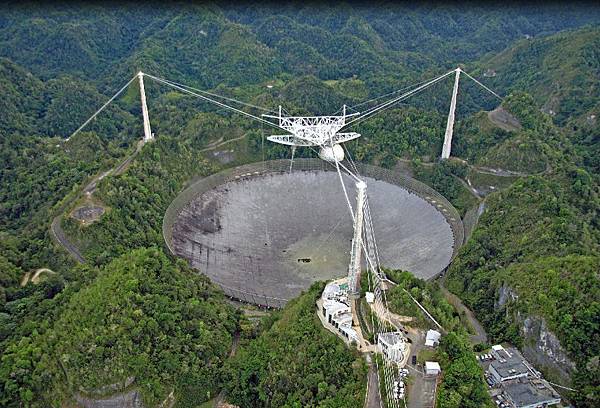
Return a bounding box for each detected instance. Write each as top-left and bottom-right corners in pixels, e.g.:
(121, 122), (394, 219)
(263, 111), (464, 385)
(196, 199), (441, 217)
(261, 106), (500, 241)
(436, 332), (494, 408)
(385, 269), (468, 333)
(0, 2), (599, 407)
(225, 283), (366, 407)
(0, 248), (239, 406)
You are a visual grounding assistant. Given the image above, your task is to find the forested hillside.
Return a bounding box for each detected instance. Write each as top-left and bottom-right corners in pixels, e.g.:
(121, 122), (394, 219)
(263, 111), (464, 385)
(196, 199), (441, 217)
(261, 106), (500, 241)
(2, 3), (599, 90)
(0, 2), (599, 407)
(225, 283), (366, 408)
(0, 248), (239, 406)
(476, 27), (600, 175)
(0, 58), (138, 138)
(446, 96), (599, 406)
(481, 27), (600, 125)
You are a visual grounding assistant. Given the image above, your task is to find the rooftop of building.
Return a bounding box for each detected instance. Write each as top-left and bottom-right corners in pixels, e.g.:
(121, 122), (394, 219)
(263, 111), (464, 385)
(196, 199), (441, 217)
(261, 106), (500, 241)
(425, 361), (441, 371)
(425, 329), (441, 346)
(378, 331), (405, 347)
(503, 379), (561, 408)
(333, 311), (353, 325)
(323, 299), (349, 310)
(489, 347), (531, 379)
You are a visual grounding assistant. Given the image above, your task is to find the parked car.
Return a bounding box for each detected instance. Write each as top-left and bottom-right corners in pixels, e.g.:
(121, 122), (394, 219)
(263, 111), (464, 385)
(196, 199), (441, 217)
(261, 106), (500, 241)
(412, 355), (417, 365)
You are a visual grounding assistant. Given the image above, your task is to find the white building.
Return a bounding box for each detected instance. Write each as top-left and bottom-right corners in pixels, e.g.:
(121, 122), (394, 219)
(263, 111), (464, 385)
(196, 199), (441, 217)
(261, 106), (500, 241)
(322, 299), (350, 324)
(321, 280), (359, 344)
(425, 329), (441, 347)
(339, 325), (360, 343)
(378, 332), (407, 363)
(425, 361), (441, 377)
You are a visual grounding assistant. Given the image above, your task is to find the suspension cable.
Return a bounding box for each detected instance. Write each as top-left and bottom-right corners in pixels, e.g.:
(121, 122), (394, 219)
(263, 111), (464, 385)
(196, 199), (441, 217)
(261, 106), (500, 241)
(147, 75), (278, 113)
(349, 73), (445, 111)
(144, 73), (286, 132)
(65, 74), (138, 141)
(460, 69), (503, 100)
(343, 70), (455, 129)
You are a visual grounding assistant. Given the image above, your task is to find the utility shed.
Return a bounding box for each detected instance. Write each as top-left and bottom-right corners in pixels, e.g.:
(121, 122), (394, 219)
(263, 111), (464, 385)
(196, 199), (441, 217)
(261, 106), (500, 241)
(503, 380), (561, 408)
(425, 361), (441, 377)
(425, 329), (441, 347)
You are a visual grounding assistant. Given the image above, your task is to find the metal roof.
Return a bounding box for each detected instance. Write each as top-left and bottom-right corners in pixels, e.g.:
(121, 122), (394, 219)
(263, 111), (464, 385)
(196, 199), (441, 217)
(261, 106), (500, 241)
(503, 381), (560, 408)
(489, 348), (530, 379)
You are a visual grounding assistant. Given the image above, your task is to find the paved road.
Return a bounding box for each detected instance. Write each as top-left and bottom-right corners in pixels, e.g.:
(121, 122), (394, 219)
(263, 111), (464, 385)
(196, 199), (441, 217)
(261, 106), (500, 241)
(407, 372), (437, 408)
(50, 214), (85, 263)
(365, 355), (382, 408)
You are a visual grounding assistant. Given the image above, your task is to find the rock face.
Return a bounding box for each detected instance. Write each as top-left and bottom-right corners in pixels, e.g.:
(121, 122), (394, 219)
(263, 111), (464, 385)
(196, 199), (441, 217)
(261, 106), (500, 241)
(521, 315), (576, 383)
(495, 283), (518, 309)
(75, 389), (144, 408)
(494, 284), (575, 384)
(75, 377), (144, 408)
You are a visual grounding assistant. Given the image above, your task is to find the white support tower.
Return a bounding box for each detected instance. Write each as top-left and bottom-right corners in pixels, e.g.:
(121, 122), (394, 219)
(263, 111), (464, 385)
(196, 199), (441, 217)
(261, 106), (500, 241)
(441, 67), (461, 159)
(138, 71), (153, 142)
(348, 180), (367, 326)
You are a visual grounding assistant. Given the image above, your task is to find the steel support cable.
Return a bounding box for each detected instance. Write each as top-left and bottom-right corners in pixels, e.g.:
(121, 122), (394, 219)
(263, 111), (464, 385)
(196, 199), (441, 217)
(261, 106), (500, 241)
(346, 88), (430, 130)
(365, 199), (385, 279)
(146, 74), (277, 113)
(365, 244), (386, 408)
(362, 211), (388, 315)
(343, 70), (455, 129)
(305, 142), (359, 221)
(342, 143), (360, 179)
(66, 74), (138, 141)
(460, 69), (503, 100)
(334, 151), (356, 222)
(362, 201), (400, 408)
(319, 147), (386, 295)
(366, 252), (393, 407)
(144, 74), (286, 132)
(349, 73), (446, 111)
(344, 75), (452, 130)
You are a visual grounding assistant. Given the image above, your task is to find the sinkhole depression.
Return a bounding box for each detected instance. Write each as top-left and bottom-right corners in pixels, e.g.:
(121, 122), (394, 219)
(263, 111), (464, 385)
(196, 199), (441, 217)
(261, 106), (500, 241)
(164, 159), (462, 307)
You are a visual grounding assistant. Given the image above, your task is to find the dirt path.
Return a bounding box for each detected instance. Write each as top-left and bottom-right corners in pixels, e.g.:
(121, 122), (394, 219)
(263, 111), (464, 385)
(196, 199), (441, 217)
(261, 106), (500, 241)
(50, 142), (143, 263)
(199, 134), (247, 153)
(440, 286), (487, 344)
(213, 332), (240, 408)
(50, 130), (249, 265)
(471, 165), (530, 177)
